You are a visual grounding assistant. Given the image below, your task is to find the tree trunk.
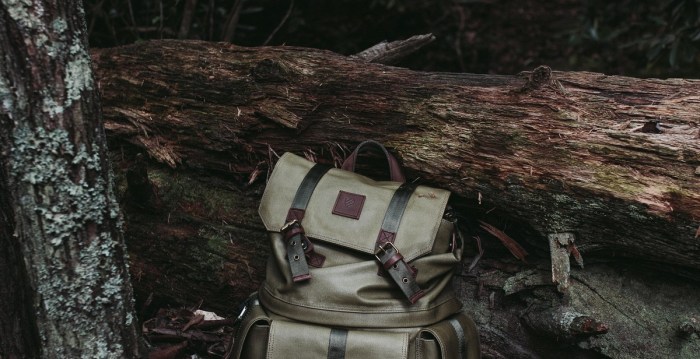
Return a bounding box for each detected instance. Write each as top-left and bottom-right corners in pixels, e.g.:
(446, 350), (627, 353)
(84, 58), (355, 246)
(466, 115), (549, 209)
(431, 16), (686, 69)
(0, 1), (142, 358)
(91, 40), (700, 358)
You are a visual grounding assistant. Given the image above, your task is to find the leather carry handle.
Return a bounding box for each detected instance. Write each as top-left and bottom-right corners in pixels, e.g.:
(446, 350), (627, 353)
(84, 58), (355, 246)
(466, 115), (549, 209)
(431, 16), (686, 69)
(341, 140), (406, 183)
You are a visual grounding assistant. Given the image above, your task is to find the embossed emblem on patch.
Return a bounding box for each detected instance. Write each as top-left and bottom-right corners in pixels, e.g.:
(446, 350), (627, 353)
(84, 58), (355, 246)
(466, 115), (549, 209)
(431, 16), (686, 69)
(332, 191), (365, 220)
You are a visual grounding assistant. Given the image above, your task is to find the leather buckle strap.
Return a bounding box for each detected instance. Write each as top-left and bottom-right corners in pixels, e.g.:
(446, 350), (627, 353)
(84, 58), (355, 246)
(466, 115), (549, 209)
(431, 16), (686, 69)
(282, 221), (312, 282)
(281, 163), (331, 282)
(374, 242), (425, 304)
(281, 221), (326, 282)
(374, 182), (425, 304)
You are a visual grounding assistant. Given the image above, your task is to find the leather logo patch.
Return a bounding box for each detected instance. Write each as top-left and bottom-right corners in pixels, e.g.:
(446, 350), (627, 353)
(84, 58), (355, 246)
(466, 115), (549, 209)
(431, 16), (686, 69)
(332, 191), (366, 220)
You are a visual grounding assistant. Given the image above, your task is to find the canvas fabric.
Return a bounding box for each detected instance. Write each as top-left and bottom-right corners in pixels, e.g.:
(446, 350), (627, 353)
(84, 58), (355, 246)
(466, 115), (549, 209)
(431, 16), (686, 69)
(229, 143), (480, 359)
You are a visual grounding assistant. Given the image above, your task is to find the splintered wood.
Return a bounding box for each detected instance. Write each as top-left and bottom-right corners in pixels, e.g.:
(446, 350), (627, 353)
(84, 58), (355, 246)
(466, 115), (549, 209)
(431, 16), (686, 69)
(548, 232), (583, 293)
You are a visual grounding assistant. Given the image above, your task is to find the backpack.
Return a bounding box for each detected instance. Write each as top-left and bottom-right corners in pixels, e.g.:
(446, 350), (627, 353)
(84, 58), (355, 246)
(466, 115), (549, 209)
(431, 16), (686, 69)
(228, 141), (480, 359)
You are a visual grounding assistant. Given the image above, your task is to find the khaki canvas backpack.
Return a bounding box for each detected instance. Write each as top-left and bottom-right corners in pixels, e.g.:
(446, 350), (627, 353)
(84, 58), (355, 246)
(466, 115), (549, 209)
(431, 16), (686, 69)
(229, 141), (480, 359)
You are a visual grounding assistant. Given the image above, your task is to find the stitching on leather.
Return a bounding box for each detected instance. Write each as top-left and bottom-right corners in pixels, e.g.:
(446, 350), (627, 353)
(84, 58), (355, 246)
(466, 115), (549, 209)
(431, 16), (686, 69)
(267, 320), (277, 359)
(416, 338), (423, 359)
(402, 333), (409, 359)
(421, 328), (446, 359)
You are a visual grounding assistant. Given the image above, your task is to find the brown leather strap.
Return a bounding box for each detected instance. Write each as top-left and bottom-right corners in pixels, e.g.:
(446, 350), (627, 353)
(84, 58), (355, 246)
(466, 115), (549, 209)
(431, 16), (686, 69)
(282, 163), (331, 282)
(282, 224), (325, 281)
(375, 242), (425, 304)
(374, 183), (424, 304)
(341, 140), (406, 183)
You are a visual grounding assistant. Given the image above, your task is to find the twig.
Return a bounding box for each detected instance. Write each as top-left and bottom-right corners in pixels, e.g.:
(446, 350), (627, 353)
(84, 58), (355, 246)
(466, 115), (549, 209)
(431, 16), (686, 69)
(207, 0), (215, 40)
(126, 0), (136, 29)
(263, 0), (294, 46)
(126, 0), (138, 39)
(479, 221), (528, 262)
(158, 0), (164, 39)
(453, 5), (466, 71)
(178, 0), (199, 39)
(87, 0), (105, 37)
(222, 0), (243, 42)
(353, 33), (436, 65)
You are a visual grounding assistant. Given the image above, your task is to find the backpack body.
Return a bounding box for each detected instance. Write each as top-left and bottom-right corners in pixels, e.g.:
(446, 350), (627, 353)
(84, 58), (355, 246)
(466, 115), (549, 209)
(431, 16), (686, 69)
(232, 294), (480, 359)
(230, 144), (480, 359)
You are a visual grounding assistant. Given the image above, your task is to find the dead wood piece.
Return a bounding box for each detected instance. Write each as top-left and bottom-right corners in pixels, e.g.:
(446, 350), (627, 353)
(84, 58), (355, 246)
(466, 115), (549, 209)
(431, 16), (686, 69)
(548, 232), (583, 293)
(502, 269), (550, 295)
(93, 40), (700, 275)
(353, 33), (436, 64)
(523, 307), (608, 341)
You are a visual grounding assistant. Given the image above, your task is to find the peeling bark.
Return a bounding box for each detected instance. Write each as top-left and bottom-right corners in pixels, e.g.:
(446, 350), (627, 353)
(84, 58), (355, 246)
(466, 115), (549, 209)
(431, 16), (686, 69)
(93, 40), (700, 271)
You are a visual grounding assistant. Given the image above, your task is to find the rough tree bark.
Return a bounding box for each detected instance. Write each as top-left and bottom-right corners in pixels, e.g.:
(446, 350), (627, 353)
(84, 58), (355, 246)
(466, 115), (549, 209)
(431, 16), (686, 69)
(0, 1), (142, 357)
(91, 40), (700, 358)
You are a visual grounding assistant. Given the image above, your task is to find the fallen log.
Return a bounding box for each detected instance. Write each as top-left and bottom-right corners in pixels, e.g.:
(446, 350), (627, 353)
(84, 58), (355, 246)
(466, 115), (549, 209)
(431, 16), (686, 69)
(92, 40), (700, 358)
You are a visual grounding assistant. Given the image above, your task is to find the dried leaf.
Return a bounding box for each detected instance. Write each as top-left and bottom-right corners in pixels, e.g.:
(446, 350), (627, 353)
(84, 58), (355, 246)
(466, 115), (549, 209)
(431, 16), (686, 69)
(182, 314), (205, 332)
(569, 243), (584, 268)
(151, 328), (221, 342)
(467, 235), (484, 272)
(479, 221), (528, 262)
(194, 309), (225, 321)
(303, 148), (317, 163)
(247, 167), (262, 185)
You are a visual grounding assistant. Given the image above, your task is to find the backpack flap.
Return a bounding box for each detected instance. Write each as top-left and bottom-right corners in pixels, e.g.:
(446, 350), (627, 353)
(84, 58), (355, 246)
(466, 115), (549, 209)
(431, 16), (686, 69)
(259, 152), (450, 263)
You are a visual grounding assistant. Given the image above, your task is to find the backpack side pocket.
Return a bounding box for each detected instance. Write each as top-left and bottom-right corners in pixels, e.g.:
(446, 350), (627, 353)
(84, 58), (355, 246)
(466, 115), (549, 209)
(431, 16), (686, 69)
(418, 312), (481, 359)
(229, 298), (270, 359)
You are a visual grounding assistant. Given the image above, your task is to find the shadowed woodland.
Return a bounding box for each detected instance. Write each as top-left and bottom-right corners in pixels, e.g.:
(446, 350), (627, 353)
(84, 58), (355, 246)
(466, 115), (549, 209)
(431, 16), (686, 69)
(91, 1), (700, 357)
(1, 1), (699, 358)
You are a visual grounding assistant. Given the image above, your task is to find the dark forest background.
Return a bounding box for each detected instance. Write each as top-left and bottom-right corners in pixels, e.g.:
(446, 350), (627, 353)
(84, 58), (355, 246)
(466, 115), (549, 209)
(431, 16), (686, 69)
(86, 0), (700, 78)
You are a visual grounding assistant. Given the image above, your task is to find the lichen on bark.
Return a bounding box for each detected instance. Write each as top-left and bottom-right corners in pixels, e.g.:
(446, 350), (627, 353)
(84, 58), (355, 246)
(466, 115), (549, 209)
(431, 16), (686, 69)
(0, 0), (141, 357)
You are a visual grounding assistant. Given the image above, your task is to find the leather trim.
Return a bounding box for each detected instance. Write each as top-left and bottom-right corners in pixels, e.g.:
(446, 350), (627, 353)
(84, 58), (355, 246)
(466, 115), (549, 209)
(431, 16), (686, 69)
(377, 230), (396, 245)
(327, 328), (348, 359)
(286, 232), (312, 282)
(286, 208), (305, 222)
(341, 140), (406, 182)
(283, 163), (331, 281)
(332, 191), (366, 220)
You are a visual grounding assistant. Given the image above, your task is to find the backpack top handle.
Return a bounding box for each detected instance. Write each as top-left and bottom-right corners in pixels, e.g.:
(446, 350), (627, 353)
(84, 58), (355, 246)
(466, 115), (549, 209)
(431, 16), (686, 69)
(341, 140), (406, 183)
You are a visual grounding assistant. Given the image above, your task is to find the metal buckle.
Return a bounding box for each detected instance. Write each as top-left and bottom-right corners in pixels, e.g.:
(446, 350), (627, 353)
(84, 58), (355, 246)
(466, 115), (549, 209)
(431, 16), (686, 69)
(280, 219), (298, 232)
(374, 241), (399, 261)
